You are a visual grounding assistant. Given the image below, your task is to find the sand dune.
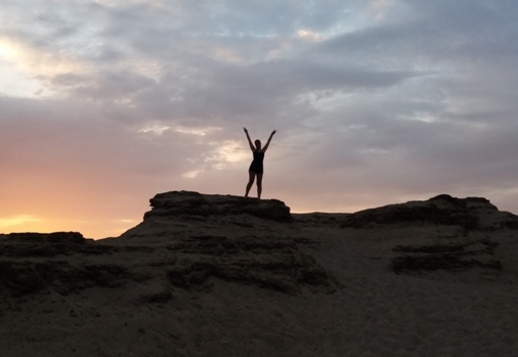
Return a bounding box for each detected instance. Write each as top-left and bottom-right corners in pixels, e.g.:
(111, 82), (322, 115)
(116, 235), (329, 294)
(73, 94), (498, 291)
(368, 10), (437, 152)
(1, 191), (517, 356)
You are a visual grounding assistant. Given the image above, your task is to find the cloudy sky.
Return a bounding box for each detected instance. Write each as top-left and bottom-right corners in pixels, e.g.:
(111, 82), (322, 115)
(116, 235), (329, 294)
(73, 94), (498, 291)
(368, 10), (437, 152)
(1, 0), (517, 238)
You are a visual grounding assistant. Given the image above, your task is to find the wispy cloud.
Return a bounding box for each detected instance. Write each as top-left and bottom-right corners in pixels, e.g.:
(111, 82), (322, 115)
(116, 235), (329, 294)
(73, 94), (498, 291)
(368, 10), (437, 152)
(0, 215), (42, 229)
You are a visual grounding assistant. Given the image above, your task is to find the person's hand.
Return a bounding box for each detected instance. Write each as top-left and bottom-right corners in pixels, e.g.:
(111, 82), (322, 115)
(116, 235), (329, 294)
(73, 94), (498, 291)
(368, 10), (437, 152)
(272, 130), (277, 135)
(243, 127), (248, 133)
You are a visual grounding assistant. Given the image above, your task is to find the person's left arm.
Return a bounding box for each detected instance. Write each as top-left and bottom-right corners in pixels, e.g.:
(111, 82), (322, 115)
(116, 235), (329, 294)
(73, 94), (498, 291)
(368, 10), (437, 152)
(262, 130), (277, 152)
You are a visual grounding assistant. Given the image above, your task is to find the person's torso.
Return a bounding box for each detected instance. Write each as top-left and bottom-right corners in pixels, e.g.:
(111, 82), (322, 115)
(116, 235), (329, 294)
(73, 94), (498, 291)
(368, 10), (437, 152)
(253, 150), (264, 162)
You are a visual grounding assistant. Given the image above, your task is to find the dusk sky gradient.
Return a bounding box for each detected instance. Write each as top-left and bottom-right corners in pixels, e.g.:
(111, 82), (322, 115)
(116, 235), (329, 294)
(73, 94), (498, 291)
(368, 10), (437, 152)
(1, 0), (518, 238)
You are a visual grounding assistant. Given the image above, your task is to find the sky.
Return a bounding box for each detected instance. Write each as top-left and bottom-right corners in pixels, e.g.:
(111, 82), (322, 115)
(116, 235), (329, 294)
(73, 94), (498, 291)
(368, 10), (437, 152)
(1, 0), (518, 238)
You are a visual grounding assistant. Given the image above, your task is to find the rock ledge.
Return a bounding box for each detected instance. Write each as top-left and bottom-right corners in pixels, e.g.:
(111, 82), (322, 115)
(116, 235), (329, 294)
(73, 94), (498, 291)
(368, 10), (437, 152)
(144, 191), (291, 222)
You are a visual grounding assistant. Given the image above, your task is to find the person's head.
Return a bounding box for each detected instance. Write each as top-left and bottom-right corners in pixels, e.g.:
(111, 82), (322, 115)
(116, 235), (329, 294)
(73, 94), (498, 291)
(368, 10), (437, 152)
(255, 139), (262, 149)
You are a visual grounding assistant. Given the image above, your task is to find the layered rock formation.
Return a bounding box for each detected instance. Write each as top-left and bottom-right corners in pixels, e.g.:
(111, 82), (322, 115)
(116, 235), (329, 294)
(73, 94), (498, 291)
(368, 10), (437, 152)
(2, 192), (517, 300)
(341, 194), (518, 230)
(340, 194), (518, 277)
(1, 192), (518, 357)
(0, 192), (334, 301)
(144, 190), (291, 222)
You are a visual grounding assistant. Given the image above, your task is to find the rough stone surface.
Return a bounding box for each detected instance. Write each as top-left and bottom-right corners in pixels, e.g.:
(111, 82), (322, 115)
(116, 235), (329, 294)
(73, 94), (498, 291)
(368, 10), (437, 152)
(1, 193), (516, 301)
(338, 194), (518, 277)
(0, 194), (334, 299)
(390, 230), (503, 275)
(145, 190), (292, 222)
(341, 194), (518, 230)
(1, 192), (518, 357)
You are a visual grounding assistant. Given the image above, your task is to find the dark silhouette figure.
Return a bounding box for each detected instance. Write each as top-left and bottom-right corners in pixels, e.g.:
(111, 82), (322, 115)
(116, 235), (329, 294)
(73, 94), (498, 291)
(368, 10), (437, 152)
(244, 127), (276, 199)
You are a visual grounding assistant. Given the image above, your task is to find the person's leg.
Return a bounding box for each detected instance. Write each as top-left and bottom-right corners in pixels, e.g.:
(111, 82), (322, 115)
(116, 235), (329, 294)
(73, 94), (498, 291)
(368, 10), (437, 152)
(245, 172), (256, 197)
(256, 174), (263, 199)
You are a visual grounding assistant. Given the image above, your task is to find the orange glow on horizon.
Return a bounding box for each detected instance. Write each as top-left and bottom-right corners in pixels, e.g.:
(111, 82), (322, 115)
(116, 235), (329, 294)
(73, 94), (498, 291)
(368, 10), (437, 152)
(0, 210), (143, 240)
(1, 165), (146, 239)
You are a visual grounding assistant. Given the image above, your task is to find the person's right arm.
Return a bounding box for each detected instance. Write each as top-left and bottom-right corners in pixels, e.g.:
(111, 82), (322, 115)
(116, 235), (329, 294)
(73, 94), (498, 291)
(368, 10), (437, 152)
(243, 127), (255, 151)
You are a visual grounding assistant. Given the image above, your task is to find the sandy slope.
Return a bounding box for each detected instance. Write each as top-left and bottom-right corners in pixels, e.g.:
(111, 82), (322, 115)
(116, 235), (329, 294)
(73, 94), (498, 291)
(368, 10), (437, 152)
(1, 192), (517, 356)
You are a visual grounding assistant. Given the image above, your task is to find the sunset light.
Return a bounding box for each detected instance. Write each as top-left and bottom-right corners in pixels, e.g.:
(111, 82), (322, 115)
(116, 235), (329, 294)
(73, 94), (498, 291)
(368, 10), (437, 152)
(1, 1), (517, 238)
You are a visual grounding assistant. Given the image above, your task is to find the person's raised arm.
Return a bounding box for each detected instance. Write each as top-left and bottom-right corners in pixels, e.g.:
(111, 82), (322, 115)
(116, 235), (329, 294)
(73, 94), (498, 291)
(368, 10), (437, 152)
(243, 127), (255, 151)
(262, 130), (277, 152)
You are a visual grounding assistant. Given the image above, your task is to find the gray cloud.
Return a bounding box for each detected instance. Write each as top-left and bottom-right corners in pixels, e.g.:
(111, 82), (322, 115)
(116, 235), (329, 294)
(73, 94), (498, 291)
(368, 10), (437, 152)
(1, 0), (518, 237)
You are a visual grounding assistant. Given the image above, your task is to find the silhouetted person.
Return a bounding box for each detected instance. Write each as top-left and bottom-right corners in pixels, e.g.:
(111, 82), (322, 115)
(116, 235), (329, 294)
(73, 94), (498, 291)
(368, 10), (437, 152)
(243, 127), (276, 199)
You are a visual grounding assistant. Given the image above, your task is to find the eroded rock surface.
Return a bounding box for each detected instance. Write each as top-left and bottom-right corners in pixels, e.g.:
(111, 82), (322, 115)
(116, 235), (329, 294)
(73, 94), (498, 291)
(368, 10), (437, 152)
(341, 194), (518, 230)
(0, 193), (334, 300)
(1, 192), (517, 302)
(340, 194), (518, 277)
(145, 191), (291, 222)
(390, 229), (503, 276)
(1, 192), (518, 357)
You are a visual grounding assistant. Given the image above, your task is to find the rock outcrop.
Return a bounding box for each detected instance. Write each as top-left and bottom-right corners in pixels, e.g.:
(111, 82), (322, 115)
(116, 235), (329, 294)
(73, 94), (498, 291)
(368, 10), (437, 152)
(1, 192), (518, 357)
(340, 194), (518, 277)
(0, 232), (142, 297)
(389, 229), (503, 276)
(1, 192), (517, 301)
(118, 191), (333, 294)
(341, 194), (518, 230)
(0, 193), (335, 300)
(145, 190), (291, 222)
